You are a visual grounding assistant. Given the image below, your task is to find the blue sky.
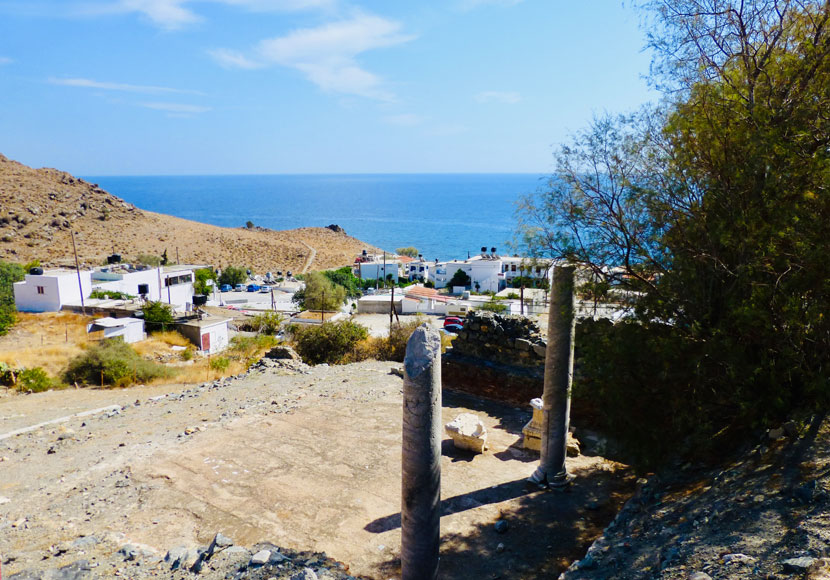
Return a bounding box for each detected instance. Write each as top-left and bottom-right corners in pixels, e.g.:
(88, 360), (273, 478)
(0, 0), (657, 175)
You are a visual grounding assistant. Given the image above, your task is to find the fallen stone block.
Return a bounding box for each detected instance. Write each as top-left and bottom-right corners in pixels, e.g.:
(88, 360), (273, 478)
(445, 413), (487, 453)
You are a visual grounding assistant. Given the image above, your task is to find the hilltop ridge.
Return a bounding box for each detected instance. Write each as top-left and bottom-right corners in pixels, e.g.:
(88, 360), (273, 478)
(0, 154), (379, 272)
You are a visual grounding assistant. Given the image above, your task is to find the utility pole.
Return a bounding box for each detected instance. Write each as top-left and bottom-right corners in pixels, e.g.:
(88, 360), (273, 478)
(390, 285), (395, 334)
(70, 230), (86, 316)
(401, 324), (442, 580)
(530, 265), (576, 487)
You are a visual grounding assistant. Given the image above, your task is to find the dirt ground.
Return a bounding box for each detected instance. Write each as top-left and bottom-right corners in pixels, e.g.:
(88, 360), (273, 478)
(0, 359), (634, 579)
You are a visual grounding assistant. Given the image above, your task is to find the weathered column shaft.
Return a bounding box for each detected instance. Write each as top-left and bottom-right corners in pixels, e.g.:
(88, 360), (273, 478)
(534, 265), (576, 484)
(401, 324), (442, 580)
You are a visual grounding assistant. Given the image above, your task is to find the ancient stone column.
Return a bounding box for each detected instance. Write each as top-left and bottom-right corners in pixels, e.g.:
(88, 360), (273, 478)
(530, 265), (576, 487)
(401, 323), (442, 580)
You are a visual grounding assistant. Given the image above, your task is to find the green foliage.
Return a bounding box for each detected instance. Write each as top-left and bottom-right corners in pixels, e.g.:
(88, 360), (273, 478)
(18, 367), (54, 393)
(180, 346), (195, 361)
(505, 292), (519, 299)
(424, 280), (435, 289)
(518, 0), (830, 466)
(209, 356), (230, 371)
(292, 271), (347, 311)
(218, 266), (247, 287)
(478, 301), (508, 313)
(63, 338), (173, 387)
(193, 268), (216, 295)
(237, 311), (284, 334)
(0, 261), (25, 335)
(135, 254), (162, 267)
(0, 362), (15, 386)
(289, 320), (369, 365)
(89, 289), (134, 300)
(396, 246), (419, 258)
(509, 275), (549, 290)
(448, 269), (471, 288)
(142, 301), (174, 332)
(245, 220), (254, 229)
(322, 267), (362, 298)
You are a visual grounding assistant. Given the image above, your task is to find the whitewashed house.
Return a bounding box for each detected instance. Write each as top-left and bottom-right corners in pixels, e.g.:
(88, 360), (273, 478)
(357, 260), (399, 284)
(177, 317), (230, 354)
(87, 317), (145, 343)
(13, 269), (93, 312)
(92, 265), (196, 312)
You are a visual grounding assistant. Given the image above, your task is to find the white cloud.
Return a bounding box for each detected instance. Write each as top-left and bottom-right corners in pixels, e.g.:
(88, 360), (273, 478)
(0, 57), (13, 65)
(117, 0), (199, 29)
(208, 48), (262, 69)
(211, 13), (414, 101)
(49, 76), (201, 95)
(140, 102), (211, 113)
(84, 0), (334, 29)
(384, 113), (424, 127)
(475, 90), (522, 104)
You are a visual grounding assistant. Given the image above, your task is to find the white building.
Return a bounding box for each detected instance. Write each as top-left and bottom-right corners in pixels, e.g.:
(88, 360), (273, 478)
(13, 269), (93, 312)
(87, 317), (145, 343)
(177, 317), (230, 354)
(404, 258), (432, 282)
(92, 265), (195, 312)
(429, 251), (553, 293)
(357, 261), (399, 284)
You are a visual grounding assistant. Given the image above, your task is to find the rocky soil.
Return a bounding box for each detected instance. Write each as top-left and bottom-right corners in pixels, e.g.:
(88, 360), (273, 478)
(561, 415), (830, 580)
(0, 154), (379, 273)
(0, 353), (635, 580)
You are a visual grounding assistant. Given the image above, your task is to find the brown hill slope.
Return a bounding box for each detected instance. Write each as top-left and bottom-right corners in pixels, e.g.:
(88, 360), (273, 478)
(0, 154), (379, 273)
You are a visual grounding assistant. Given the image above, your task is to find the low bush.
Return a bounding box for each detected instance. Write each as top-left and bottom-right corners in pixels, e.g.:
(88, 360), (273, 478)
(237, 311), (283, 334)
(89, 289), (134, 300)
(209, 356), (230, 371)
(289, 320), (369, 365)
(18, 367), (54, 392)
(478, 301), (507, 313)
(142, 301), (175, 332)
(64, 338), (174, 387)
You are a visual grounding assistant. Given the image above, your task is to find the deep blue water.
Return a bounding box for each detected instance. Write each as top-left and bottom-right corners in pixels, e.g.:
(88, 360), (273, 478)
(83, 174), (546, 261)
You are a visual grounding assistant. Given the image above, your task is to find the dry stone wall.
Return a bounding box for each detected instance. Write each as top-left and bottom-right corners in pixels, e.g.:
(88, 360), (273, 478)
(443, 311), (546, 406)
(450, 311), (547, 367)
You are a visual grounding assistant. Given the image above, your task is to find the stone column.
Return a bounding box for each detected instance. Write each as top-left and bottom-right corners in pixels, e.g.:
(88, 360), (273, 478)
(401, 323), (442, 580)
(530, 265), (576, 487)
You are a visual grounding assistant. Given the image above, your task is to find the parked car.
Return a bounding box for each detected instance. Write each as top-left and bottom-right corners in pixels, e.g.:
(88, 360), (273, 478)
(234, 284), (245, 292)
(443, 316), (464, 333)
(259, 286), (271, 293)
(247, 284), (260, 292)
(219, 284), (232, 292)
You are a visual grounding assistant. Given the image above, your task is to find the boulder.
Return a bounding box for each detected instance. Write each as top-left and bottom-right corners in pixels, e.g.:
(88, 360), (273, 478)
(445, 413), (488, 453)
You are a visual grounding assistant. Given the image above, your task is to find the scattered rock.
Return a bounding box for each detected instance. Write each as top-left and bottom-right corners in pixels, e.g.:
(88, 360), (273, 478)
(782, 556), (817, 573)
(494, 519), (509, 534)
(689, 573), (713, 580)
(722, 553), (756, 565)
(291, 568), (319, 580)
(250, 549), (271, 566)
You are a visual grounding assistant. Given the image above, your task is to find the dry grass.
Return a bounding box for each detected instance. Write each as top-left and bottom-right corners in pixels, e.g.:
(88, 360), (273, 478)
(0, 312), (91, 376)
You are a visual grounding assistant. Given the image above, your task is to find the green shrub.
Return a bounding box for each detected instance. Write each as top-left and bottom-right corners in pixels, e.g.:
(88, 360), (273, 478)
(290, 320), (369, 365)
(478, 301), (507, 313)
(18, 367), (54, 392)
(142, 301), (174, 332)
(64, 338), (173, 387)
(193, 268), (217, 295)
(238, 311), (283, 334)
(90, 289), (134, 300)
(218, 266), (247, 287)
(135, 254), (161, 267)
(209, 356), (230, 371)
(0, 261), (25, 336)
(180, 346), (195, 361)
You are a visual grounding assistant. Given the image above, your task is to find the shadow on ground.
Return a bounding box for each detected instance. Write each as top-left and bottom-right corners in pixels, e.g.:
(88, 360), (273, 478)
(366, 388), (637, 579)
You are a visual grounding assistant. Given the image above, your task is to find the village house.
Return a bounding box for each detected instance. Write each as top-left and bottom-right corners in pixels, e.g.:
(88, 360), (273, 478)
(12, 268), (93, 312)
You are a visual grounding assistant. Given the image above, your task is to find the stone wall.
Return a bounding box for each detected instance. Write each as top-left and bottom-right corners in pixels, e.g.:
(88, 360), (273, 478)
(450, 311), (547, 367)
(443, 311), (546, 406)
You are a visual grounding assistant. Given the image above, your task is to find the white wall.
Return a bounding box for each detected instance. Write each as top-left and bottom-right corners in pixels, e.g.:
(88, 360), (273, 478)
(13, 270), (92, 312)
(93, 268), (194, 312)
(202, 322), (229, 354)
(359, 263), (399, 283)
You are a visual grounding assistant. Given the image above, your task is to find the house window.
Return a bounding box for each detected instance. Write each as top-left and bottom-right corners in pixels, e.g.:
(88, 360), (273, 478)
(536, 267), (542, 274)
(511, 265), (517, 272)
(37, 286), (45, 295)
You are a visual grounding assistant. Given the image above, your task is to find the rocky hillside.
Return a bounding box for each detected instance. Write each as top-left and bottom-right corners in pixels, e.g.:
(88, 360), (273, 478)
(0, 154), (379, 273)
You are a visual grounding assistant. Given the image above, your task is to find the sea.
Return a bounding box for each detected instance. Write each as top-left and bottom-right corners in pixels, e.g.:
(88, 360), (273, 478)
(83, 173), (548, 262)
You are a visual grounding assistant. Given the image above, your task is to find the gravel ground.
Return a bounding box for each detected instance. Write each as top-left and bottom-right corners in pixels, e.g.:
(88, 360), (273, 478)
(0, 354), (634, 580)
(561, 415), (830, 580)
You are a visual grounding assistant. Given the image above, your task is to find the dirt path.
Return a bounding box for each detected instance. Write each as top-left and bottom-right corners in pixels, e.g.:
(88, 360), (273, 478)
(299, 240), (317, 274)
(0, 360), (634, 579)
